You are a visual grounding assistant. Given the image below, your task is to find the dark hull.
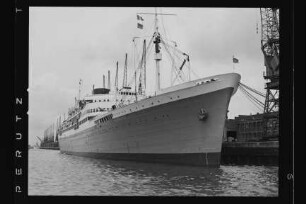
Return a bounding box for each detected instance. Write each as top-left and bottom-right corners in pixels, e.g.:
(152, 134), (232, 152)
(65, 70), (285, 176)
(63, 151), (221, 167)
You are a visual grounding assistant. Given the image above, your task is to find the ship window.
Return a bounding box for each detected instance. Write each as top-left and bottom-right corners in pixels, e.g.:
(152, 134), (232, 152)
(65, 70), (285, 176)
(107, 99), (110, 102)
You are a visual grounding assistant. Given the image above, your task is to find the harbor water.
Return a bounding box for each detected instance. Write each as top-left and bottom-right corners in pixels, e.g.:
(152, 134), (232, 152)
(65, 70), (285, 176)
(29, 149), (278, 196)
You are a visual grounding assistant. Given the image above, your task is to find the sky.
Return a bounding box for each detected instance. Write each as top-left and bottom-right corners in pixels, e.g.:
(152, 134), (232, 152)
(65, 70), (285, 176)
(29, 7), (267, 145)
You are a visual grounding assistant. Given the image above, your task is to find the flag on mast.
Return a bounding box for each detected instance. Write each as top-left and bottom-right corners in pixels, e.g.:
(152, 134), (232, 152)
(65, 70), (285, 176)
(137, 14), (144, 21)
(232, 55), (239, 72)
(137, 14), (144, 29)
(137, 23), (143, 29)
(233, 56), (239, 63)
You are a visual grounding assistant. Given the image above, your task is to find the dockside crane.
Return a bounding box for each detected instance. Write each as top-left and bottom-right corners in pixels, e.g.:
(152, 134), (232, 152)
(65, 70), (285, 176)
(260, 8), (279, 140)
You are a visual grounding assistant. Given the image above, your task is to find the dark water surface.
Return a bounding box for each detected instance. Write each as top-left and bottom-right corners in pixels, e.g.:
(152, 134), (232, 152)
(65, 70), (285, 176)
(29, 149), (278, 196)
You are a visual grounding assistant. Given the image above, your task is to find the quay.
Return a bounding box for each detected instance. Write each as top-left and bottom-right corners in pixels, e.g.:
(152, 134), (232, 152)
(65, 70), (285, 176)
(39, 146), (59, 150)
(221, 141), (278, 165)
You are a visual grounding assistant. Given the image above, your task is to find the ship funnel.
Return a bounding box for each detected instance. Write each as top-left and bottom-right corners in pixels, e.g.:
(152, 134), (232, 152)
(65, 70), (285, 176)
(108, 70), (111, 89)
(103, 75), (106, 88)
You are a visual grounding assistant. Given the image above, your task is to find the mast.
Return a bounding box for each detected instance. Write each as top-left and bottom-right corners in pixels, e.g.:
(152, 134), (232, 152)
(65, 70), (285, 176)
(154, 8), (161, 92)
(108, 70), (111, 89)
(134, 71), (137, 101)
(123, 53), (128, 88)
(115, 61), (119, 91)
(78, 79), (82, 101)
(103, 75), (106, 88)
(138, 39), (147, 95)
(137, 9), (176, 93)
(143, 39), (147, 94)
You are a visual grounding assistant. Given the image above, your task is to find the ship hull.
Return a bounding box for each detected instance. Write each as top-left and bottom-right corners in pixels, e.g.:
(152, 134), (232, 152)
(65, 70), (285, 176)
(62, 152), (221, 167)
(59, 86), (234, 167)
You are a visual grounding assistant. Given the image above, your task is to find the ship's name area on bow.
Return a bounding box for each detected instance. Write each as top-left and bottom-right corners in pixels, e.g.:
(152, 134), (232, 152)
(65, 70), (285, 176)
(196, 78), (219, 85)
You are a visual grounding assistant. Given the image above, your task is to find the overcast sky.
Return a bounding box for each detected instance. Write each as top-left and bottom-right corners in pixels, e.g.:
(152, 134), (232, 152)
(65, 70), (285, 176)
(29, 7), (266, 145)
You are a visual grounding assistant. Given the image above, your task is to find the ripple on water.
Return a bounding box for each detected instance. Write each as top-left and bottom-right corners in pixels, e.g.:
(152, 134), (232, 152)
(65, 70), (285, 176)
(29, 149), (278, 196)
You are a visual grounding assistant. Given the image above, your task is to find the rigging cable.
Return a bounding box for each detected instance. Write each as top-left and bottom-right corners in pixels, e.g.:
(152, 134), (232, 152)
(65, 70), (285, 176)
(124, 34), (155, 97)
(238, 86), (263, 111)
(239, 85), (265, 107)
(238, 85), (264, 111)
(162, 39), (191, 82)
(239, 82), (265, 98)
(160, 37), (185, 84)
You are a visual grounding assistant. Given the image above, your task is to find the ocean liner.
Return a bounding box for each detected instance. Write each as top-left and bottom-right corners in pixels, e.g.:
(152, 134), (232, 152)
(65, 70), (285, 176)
(57, 10), (241, 166)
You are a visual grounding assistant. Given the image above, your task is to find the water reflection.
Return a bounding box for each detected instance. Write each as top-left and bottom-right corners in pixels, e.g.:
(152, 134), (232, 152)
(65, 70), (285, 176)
(29, 149), (278, 196)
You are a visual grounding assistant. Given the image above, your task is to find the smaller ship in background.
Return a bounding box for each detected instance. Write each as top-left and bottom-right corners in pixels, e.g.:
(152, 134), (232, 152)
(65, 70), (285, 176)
(36, 124), (60, 150)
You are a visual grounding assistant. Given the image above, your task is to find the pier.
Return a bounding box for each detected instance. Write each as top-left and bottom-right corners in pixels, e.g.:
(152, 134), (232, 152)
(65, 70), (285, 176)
(221, 141), (278, 165)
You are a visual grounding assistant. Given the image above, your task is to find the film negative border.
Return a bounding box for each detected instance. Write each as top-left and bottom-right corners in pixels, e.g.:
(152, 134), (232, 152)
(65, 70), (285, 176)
(13, 1), (293, 203)
(14, 0), (28, 202)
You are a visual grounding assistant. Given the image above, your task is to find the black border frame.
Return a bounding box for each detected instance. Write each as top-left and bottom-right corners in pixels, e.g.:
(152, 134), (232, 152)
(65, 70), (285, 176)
(11, 0), (296, 203)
